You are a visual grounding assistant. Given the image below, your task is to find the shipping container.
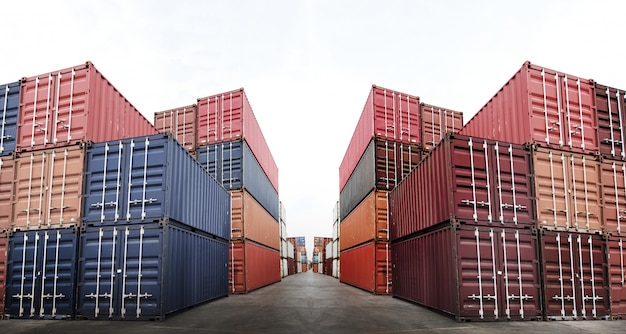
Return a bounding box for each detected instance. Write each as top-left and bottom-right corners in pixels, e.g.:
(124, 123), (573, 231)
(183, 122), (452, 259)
(595, 83), (626, 160)
(17, 62), (157, 152)
(0, 231), (7, 319)
(325, 240), (333, 261)
(82, 134), (231, 239)
(5, 228), (79, 319)
(1, 82), (20, 156)
(281, 258), (288, 277)
(340, 241), (391, 295)
(460, 61), (597, 155)
(77, 222), (228, 320)
(287, 238), (295, 259)
(539, 230), (609, 320)
(0, 156), (15, 231)
(420, 103), (463, 151)
(532, 146), (602, 233)
(339, 85), (420, 192)
(607, 236), (626, 319)
(12, 145), (85, 231)
(231, 189), (279, 250)
(389, 134), (534, 241)
(333, 258), (338, 278)
(154, 104), (197, 152)
(196, 89), (278, 192)
(339, 138), (422, 220)
(601, 160), (626, 234)
(325, 258), (332, 276)
(287, 257), (296, 275)
(197, 140), (279, 221)
(392, 225), (542, 321)
(229, 240), (281, 294)
(340, 190), (389, 251)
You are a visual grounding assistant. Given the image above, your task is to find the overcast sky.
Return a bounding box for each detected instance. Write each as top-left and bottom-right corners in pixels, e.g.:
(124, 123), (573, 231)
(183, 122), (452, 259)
(3, 1), (626, 256)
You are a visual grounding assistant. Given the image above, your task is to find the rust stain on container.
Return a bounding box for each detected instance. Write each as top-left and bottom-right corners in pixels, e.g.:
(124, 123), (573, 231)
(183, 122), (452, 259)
(229, 240), (281, 294)
(0, 156), (15, 231)
(461, 62), (597, 155)
(392, 225), (542, 322)
(420, 103), (463, 151)
(17, 62), (157, 151)
(607, 236), (626, 318)
(12, 144), (85, 230)
(340, 190), (389, 251)
(154, 104), (197, 152)
(231, 189), (280, 251)
(540, 230), (609, 320)
(532, 146), (602, 233)
(340, 241), (391, 295)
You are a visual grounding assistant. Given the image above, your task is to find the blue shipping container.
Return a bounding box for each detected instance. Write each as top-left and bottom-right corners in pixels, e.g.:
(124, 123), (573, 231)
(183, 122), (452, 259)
(1, 81), (20, 156)
(295, 236), (305, 246)
(5, 228), (79, 319)
(197, 140), (279, 221)
(77, 222), (229, 320)
(82, 134), (231, 240)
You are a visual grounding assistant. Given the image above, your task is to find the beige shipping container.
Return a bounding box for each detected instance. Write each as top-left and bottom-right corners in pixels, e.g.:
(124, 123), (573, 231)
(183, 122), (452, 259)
(601, 160), (626, 234)
(532, 146), (602, 233)
(0, 156), (15, 231)
(231, 189), (280, 251)
(12, 144), (85, 230)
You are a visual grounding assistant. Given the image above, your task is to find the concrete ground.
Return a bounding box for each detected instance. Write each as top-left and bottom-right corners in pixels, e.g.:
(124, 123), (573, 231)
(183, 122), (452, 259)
(0, 270), (624, 333)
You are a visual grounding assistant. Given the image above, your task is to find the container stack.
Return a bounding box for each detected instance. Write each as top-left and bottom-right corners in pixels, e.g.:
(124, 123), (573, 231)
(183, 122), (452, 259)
(391, 61), (619, 321)
(324, 236), (333, 276)
(280, 202), (289, 277)
(339, 85), (462, 294)
(193, 89), (281, 294)
(291, 237), (307, 273)
(312, 237), (332, 274)
(286, 237), (296, 275)
(332, 201), (340, 278)
(0, 62), (231, 321)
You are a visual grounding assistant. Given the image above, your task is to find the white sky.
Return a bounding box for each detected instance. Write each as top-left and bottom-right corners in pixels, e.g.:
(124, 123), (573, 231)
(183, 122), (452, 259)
(2, 0), (626, 257)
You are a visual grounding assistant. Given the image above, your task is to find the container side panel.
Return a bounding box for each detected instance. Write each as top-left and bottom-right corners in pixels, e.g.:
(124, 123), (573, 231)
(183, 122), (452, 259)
(340, 242), (374, 293)
(339, 140), (375, 220)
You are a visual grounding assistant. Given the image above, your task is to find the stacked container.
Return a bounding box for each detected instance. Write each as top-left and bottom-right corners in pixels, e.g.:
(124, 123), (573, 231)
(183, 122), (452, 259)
(286, 237), (296, 276)
(339, 85), (462, 294)
(279, 202), (289, 277)
(312, 237), (332, 274)
(195, 88), (281, 294)
(153, 104), (197, 154)
(292, 237), (307, 273)
(332, 201), (340, 278)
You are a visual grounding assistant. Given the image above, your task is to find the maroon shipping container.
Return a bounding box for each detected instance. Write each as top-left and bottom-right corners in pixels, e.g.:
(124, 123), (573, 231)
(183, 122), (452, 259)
(540, 230), (609, 320)
(287, 257), (296, 276)
(389, 134), (534, 241)
(460, 61), (597, 155)
(0, 156), (14, 231)
(607, 236), (626, 319)
(17, 62), (157, 151)
(595, 83), (626, 160)
(532, 146), (602, 233)
(154, 104), (197, 152)
(229, 240), (281, 294)
(324, 258), (333, 276)
(339, 85), (420, 192)
(601, 160), (626, 235)
(340, 241), (391, 295)
(0, 230), (7, 319)
(196, 89), (278, 192)
(392, 225), (542, 321)
(420, 103), (463, 151)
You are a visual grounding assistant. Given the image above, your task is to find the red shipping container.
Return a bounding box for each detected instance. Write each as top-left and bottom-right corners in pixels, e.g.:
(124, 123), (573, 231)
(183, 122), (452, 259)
(420, 103), (463, 151)
(229, 240), (281, 294)
(540, 230), (609, 320)
(196, 89), (278, 192)
(595, 84), (626, 160)
(607, 236), (626, 319)
(11, 145), (85, 231)
(154, 104), (197, 152)
(340, 190), (389, 251)
(339, 85), (420, 192)
(533, 147), (602, 233)
(460, 62), (597, 155)
(0, 231), (7, 319)
(389, 135), (534, 241)
(0, 156), (14, 231)
(231, 189), (280, 250)
(601, 160), (626, 234)
(17, 62), (157, 151)
(392, 225), (542, 322)
(340, 241), (391, 295)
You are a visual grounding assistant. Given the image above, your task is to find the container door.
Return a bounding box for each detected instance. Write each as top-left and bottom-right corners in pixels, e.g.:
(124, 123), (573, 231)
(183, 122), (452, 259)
(394, 92), (420, 145)
(125, 137), (165, 221)
(13, 151), (48, 229)
(533, 149), (570, 230)
(558, 74), (596, 153)
(0, 157), (15, 230)
(607, 237), (626, 318)
(601, 161), (626, 234)
(567, 154), (601, 232)
(220, 91), (244, 141)
(596, 86), (626, 160)
(46, 147), (84, 227)
(1, 82), (20, 156)
(528, 67), (564, 148)
(372, 87), (398, 142)
(196, 95), (220, 147)
(83, 141), (126, 223)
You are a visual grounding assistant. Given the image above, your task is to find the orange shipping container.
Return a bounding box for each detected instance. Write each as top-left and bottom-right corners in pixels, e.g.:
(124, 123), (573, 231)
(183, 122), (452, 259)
(0, 156), (14, 230)
(532, 146), (602, 233)
(340, 190), (388, 251)
(12, 145), (85, 231)
(231, 189), (279, 250)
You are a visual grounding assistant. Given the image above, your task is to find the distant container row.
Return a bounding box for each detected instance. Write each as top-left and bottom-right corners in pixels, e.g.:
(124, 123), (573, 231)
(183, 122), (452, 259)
(0, 134), (231, 239)
(2, 223), (228, 320)
(154, 88), (279, 193)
